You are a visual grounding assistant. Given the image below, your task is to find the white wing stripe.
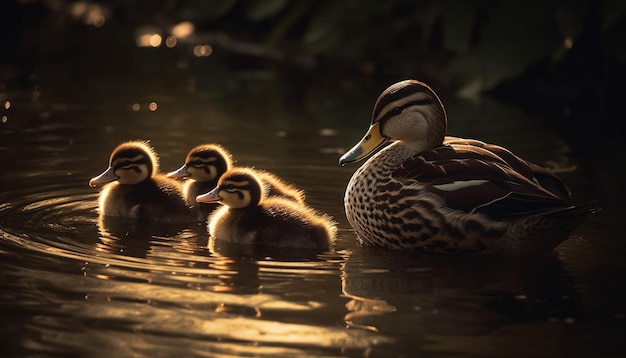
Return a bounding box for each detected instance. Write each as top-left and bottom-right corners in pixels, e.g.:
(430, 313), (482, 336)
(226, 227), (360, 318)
(432, 179), (489, 191)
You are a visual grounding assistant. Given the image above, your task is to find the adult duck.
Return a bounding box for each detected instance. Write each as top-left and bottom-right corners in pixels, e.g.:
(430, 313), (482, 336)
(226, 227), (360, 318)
(339, 80), (596, 255)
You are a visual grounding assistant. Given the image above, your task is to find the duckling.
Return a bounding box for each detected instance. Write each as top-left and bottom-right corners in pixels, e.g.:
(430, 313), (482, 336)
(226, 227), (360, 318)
(339, 79), (597, 255)
(167, 144), (305, 219)
(196, 167), (335, 250)
(89, 140), (192, 222)
(167, 144), (233, 218)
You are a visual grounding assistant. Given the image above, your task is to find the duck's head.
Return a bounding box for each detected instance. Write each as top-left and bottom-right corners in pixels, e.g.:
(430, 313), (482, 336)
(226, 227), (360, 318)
(339, 80), (447, 165)
(167, 144), (232, 182)
(196, 168), (264, 209)
(89, 141), (158, 187)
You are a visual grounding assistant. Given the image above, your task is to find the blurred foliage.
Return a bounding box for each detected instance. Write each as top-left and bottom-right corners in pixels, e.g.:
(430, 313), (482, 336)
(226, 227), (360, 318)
(3, 0), (625, 93)
(128, 0), (626, 95)
(1, 0), (625, 143)
(160, 0), (625, 150)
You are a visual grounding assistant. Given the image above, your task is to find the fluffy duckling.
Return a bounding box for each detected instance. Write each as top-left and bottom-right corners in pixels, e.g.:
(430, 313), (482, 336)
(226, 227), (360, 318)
(196, 167), (335, 250)
(167, 144), (233, 218)
(339, 79), (597, 255)
(89, 141), (192, 222)
(167, 144), (305, 218)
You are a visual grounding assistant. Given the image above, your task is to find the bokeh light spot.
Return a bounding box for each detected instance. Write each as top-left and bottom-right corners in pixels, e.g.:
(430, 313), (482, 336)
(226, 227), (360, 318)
(193, 45), (213, 57)
(131, 103), (141, 111)
(4, 101), (10, 110)
(149, 34), (162, 47)
(172, 21), (194, 38)
(137, 33), (162, 47)
(165, 36), (177, 48)
(149, 102), (158, 111)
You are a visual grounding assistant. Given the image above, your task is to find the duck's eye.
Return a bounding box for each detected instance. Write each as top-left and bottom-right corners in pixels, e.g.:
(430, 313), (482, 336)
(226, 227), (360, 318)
(192, 159), (203, 167)
(391, 107), (402, 115)
(222, 184), (235, 192)
(120, 161), (132, 168)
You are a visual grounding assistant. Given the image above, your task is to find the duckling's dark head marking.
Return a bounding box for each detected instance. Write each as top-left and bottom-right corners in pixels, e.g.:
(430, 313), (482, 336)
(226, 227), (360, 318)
(215, 168), (265, 209)
(90, 141), (159, 187)
(170, 144), (233, 182)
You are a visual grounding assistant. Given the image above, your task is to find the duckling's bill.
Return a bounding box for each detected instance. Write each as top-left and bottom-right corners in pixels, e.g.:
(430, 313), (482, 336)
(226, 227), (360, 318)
(196, 187), (221, 204)
(89, 166), (118, 187)
(167, 164), (190, 179)
(339, 122), (388, 165)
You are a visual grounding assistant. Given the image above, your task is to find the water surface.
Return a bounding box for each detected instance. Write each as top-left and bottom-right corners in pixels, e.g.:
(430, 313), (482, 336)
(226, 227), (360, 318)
(1, 65), (625, 357)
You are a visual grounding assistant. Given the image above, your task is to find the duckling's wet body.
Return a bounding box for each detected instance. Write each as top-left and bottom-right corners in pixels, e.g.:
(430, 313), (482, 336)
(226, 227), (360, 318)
(340, 80), (596, 255)
(90, 141), (192, 222)
(168, 144), (305, 220)
(197, 168), (335, 250)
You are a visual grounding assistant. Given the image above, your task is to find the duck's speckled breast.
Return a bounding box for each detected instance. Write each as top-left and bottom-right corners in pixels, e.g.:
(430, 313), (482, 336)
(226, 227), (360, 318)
(343, 144), (500, 252)
(344, 145), (419, 247)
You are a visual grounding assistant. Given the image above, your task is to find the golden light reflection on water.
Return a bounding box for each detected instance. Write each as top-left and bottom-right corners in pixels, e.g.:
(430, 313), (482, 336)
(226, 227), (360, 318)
(2, 100), (9, 123)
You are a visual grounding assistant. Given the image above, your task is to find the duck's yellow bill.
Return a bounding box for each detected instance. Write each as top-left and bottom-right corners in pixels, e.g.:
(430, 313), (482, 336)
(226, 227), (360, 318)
(339, 122), (388, 165)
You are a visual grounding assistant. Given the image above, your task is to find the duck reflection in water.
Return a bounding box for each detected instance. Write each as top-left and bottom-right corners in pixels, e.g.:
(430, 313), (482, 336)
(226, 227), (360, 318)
(197, 167), (336, 252)
(96, 215), (206, 259)
(206, 226), (328, 318)
(341, 246), (582, 352)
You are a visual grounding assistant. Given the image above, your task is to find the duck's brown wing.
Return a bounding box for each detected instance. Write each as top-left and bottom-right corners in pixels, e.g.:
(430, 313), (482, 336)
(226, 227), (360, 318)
(444, 137), (572, 201)
(390, 145), (570, 221)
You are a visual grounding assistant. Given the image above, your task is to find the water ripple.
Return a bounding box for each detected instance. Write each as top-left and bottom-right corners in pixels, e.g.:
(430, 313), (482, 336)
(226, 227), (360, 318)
(0, 179), (387, 356)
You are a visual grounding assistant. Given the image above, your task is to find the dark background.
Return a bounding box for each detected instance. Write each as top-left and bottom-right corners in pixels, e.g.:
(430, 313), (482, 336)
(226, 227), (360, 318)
(2, 0), (625, 207)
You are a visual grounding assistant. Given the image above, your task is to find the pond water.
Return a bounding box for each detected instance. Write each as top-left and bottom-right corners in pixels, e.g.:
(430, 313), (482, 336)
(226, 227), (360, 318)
(1, 50), (625, 357)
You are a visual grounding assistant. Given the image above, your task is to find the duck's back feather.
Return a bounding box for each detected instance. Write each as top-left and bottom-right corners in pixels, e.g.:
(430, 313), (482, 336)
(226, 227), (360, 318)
(391, 144), (572, 221)
(444, 136), (572, 201)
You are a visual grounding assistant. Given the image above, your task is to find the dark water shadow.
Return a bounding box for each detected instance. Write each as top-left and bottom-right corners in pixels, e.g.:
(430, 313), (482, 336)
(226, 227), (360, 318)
(341, 246), (584, 354)
(96, 215), (207, 258)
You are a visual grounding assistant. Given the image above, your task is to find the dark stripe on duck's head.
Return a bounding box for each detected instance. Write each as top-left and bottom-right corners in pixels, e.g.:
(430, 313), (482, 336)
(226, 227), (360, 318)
(371, 80), (446, 124)
(111, 155), (146, 174)
(187, 144), (232, 173)
(218, 168), (265, 206)
(110, 141), (158, 176)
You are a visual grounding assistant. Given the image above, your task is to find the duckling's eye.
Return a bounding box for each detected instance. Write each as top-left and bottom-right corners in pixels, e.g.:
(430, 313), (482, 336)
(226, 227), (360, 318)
(120, 160), (132, 168)
(192, 160), (203, 167)
(222, 184), (235, 192)
(391, 107), (402, 115)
